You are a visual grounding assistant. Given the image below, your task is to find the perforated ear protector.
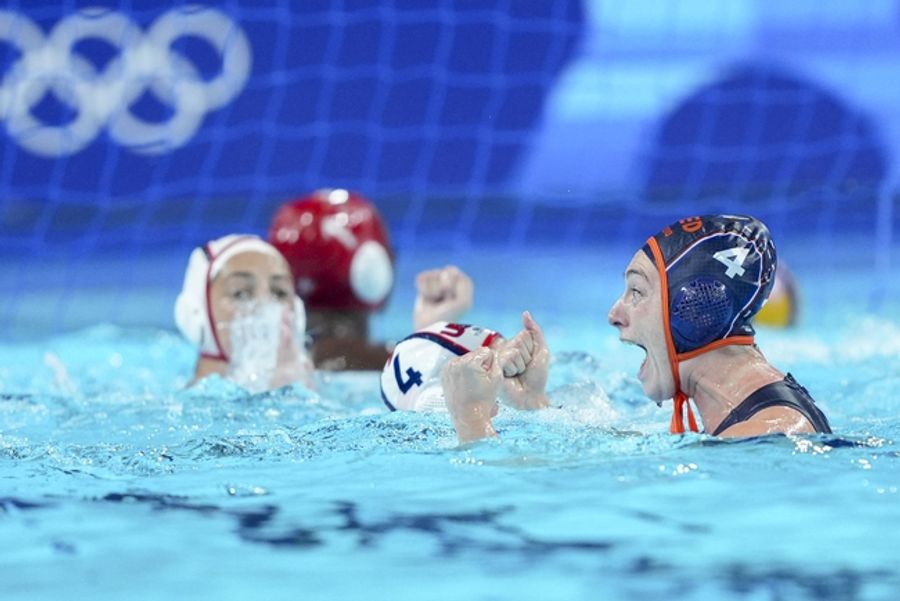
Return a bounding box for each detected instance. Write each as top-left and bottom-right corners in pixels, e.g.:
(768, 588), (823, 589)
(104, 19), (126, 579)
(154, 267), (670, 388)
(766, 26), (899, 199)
(669, 276), (734, 350)
(174, 245), (214, 352)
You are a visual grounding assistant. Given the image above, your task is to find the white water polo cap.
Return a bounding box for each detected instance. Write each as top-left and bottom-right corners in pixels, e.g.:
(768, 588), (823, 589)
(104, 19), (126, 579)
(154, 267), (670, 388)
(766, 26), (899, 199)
(174, 234), (306, 360)
(380, 321), (501, 412)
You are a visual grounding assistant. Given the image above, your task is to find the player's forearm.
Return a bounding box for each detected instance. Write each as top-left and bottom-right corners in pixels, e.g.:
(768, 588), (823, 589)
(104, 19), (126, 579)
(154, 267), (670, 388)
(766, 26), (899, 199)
(448, 403), (497, 443)
(446, 393), (497, 444)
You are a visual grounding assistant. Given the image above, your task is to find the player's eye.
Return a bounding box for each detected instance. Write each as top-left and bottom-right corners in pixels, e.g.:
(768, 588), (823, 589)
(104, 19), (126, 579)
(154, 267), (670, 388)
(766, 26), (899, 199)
(231, 286), (254, 301)
(271, 286), (290, 301)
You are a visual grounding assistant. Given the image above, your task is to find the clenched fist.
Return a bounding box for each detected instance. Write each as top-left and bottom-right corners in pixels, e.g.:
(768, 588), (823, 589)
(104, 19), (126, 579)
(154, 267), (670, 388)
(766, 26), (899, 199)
(442, 346), (501, 443)
(496, 311), (549, 410)
(413, 265), (474, 329)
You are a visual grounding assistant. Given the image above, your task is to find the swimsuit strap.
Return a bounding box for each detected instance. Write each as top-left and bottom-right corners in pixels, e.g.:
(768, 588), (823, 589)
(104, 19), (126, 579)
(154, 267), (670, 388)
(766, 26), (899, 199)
(711, 373), (832, 436)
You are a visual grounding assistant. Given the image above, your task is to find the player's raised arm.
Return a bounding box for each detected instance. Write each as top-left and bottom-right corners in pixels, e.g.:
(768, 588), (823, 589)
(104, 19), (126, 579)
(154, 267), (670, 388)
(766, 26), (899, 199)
(413, 265), (474, 330)
(442, 347), (501, 443)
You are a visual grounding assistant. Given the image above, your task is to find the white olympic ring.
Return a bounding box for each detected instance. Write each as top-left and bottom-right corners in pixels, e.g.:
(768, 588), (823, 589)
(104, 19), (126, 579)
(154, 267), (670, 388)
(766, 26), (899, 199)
(0, 6), (252, 157)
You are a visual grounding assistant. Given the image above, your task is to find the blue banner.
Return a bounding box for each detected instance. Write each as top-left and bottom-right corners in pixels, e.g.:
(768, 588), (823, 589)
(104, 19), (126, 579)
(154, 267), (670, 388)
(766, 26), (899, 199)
(0, 2), (582, 202)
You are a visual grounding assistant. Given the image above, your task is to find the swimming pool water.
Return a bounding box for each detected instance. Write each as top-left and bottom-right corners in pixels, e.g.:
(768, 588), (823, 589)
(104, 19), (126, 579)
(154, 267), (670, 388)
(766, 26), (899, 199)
(2, 247), (900, 601)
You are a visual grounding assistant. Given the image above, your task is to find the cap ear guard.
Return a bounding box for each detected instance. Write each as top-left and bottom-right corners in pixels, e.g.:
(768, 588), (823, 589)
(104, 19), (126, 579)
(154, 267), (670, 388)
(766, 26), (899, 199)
(174, 246), (213, 349)
(350, 240), (394, 305)
(669, 276), (734, 350)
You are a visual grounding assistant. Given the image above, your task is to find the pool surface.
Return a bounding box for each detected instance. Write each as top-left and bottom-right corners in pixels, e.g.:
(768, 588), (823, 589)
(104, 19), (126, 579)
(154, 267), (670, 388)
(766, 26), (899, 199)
(2, 247), (900, 601)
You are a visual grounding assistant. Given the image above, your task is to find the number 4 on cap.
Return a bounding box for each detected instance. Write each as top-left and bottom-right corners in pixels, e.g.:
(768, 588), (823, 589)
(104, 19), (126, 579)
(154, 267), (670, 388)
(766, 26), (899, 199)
(393, 355), (423, 393)
(713, 246), (750, 278)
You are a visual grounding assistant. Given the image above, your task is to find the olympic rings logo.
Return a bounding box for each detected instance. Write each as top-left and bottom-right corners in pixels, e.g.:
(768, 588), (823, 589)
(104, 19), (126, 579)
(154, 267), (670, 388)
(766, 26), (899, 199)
(0, 6), (252, 157)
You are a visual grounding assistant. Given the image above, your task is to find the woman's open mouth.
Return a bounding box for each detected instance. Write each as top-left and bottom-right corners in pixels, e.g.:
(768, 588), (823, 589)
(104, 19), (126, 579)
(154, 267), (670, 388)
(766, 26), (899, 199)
(624, 339), (648, 380)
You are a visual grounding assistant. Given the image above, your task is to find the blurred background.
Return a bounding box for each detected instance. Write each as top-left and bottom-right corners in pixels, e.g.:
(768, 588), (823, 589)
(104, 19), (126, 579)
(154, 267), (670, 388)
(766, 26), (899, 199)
(1, 0), (898, 339)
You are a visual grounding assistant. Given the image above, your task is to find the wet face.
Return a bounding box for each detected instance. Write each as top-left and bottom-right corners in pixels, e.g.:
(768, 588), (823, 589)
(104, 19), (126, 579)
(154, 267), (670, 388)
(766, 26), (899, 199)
(607, 250), (675, 401)
(208, 251), (295, 356)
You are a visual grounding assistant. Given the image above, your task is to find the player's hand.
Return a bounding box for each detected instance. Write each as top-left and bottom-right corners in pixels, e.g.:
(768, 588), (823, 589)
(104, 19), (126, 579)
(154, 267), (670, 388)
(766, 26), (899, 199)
(413, 265), (474, 330)
(497, 311), (550, 410)
(442, 347), (500, 443)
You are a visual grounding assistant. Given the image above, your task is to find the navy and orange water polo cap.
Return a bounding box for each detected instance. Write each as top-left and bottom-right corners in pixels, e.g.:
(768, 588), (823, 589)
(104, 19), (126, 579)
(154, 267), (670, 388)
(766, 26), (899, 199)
(642, 215), (777, 433)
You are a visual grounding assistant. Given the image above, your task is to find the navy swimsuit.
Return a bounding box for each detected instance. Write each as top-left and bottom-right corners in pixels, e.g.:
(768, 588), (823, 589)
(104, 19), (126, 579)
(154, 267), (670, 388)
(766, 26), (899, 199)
(711, 373), (831, 436)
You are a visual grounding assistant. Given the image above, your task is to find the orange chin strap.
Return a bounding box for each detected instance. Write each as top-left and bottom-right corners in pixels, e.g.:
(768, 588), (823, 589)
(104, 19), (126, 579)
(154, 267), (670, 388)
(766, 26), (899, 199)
(646, 237), (754, 435)
(671, 391), (698, 434)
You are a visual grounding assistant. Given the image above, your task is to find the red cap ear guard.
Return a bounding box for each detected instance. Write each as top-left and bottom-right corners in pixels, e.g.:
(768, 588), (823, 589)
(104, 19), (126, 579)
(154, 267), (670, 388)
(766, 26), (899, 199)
(269, 189), (395, 311)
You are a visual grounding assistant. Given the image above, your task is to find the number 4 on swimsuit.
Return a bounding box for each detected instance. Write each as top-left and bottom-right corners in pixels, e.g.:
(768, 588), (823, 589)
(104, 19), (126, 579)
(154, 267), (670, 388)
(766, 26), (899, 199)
(713, 246), (751, 278)
(393, 355), (423, 393)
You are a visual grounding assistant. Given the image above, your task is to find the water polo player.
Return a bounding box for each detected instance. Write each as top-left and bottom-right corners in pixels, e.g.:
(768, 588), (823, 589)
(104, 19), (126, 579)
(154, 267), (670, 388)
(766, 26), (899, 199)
(270, 188), (473, 369)
(382, 312), (550, 442)
(608, 214), (830, 437)
(174, 234), (314, 392)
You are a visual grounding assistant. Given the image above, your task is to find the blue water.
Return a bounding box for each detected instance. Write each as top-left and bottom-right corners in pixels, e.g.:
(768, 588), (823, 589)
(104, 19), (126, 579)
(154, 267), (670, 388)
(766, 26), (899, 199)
(2, 247), (900, 601)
